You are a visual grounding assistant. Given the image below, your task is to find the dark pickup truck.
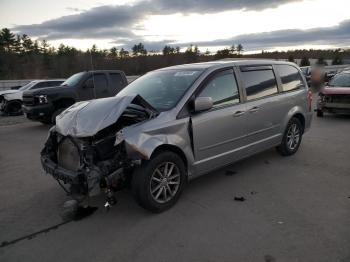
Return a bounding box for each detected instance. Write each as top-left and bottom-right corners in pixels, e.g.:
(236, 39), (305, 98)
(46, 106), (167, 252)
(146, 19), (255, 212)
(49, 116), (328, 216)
(22, 70), (128, 124)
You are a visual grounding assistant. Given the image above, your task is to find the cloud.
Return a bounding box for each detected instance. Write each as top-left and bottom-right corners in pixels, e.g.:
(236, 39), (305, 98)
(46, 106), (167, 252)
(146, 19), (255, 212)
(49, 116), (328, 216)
(187, 18), (350, 50)
(152, 0), (301, 13)
(113, 19), (350, 51)
(15, 4), (146, 40)
(13, 0), (300, 41)
(12, 0), (350, 51)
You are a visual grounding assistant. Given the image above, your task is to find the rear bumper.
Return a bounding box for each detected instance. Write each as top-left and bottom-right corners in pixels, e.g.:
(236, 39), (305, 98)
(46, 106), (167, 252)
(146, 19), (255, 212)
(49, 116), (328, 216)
(22, 104), (54, 121)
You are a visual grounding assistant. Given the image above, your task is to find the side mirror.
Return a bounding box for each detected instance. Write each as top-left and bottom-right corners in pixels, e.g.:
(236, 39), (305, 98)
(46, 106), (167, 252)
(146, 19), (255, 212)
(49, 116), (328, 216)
(194, 97), (213, 112)
(84, 78), (94, 88)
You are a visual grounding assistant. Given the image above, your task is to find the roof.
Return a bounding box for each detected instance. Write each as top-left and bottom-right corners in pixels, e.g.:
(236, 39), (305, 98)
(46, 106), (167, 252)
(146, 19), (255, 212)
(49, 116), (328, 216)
(37, 79), (66, 82)
(157, 59), (297, 71)
(86, 70), (124, 73)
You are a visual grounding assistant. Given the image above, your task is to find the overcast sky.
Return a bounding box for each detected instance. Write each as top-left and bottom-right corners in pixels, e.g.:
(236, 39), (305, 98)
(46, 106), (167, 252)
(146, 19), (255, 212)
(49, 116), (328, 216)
(1, 0), (350, 52)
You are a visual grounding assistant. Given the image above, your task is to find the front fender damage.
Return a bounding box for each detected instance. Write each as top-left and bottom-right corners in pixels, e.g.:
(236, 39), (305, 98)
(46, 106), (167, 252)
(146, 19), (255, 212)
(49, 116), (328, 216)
(119, 119), (193, 168)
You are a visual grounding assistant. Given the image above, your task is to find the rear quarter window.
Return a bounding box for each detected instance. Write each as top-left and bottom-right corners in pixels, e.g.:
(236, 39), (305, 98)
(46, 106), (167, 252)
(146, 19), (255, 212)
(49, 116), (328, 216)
(276, 65), (304, 92)
(241, 69), (278, 101)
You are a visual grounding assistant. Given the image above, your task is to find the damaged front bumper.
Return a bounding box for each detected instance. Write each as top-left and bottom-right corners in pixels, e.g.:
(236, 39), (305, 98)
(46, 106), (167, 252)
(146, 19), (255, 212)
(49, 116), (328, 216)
(41, 95), (166, 208)
(41, 154), (83, 184)
(41, 130), (135, 202)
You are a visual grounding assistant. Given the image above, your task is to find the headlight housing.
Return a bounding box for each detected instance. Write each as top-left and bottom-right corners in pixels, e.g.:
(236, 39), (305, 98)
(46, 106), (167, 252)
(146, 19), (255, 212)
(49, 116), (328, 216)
(36, 95), (48, 104)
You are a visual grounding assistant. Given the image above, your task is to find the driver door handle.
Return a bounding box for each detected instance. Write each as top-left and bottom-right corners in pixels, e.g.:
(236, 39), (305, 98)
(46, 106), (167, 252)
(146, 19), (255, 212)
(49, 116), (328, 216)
(248, 106), (259, 113)
(233, 110), (245, 117)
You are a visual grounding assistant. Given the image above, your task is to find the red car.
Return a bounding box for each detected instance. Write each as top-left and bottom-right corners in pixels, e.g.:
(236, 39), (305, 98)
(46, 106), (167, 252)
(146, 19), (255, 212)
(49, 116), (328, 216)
(316, 71), (350, 117)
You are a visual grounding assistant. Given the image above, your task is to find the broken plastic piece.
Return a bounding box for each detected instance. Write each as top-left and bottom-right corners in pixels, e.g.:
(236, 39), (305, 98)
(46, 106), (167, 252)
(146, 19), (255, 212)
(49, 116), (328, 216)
(225, 170), (237, 176)
(234, 196), (246, 201)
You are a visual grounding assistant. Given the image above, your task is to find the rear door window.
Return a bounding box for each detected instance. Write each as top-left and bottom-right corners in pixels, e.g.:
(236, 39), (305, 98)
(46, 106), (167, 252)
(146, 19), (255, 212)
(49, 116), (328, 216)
(276, 65), (304, 92)
(109, 73), (124, 94)
(93, 73), (109, 98)
(31, 82), (49, 89)
(198, 70), (239, 107)
(241, 69), (278, 101)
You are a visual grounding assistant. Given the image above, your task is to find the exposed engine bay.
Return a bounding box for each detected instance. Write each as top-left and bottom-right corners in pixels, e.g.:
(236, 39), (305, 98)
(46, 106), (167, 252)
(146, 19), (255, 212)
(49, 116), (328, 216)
(41, 95), (158, 208)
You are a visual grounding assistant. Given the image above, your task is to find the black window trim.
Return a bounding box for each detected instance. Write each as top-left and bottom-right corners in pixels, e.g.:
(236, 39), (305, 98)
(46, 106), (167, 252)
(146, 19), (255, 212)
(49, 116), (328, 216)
(239, 65), (280, 102)
(177, 67), (242, 119)
(197, 69), (241, 111)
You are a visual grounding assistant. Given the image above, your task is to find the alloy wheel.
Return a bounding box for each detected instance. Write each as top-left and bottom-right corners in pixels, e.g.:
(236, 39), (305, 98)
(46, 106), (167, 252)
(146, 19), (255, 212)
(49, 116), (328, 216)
(150, 162), (181, 204)
(286, 123), (300, 150)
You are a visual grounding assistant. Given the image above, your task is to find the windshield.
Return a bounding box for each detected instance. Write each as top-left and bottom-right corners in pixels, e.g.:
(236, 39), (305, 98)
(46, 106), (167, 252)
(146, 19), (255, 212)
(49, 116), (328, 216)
(117, 69), (203, 111)
(328, 73), (350, 87)
(61, 72), (85, 87)
(19, 81), (37, 91)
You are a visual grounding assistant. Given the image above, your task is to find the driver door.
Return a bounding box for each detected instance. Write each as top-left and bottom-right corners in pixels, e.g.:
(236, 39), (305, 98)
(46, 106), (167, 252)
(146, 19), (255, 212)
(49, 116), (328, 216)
(191, 69), (248, 176)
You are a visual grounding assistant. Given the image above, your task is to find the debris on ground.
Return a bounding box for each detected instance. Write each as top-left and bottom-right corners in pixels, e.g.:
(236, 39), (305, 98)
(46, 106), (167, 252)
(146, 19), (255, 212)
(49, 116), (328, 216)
(250, 191), (258, 195)
(74, 206), (98, 220)
(234, 196), (246, 202)
(225, 170), (237, 176)
(264, 254), (277, 262)
(60, 199), (98, 221)
(264, 160), (270, 165)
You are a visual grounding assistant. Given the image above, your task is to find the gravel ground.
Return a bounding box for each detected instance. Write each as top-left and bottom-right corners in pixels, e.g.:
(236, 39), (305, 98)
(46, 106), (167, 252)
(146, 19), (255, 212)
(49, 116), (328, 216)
(0, 110), (349, 262)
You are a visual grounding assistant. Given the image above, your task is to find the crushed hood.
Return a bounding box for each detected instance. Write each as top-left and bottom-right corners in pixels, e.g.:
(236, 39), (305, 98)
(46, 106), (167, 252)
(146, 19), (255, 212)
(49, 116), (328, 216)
(55, 95), (158, 137)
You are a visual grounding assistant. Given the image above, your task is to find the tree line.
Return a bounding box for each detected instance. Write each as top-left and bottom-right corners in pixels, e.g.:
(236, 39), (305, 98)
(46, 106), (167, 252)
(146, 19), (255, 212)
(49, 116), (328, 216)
(0, 27), (349, 79)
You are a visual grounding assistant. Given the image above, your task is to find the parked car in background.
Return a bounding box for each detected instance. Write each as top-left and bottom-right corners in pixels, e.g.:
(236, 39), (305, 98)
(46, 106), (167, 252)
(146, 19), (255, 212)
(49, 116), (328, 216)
(41, 60), (312, 213)
(0, 79), (65, 115)
(316, 70), (350, 117)
(10, 85), (23, 90)
(22, 70), (128, 124)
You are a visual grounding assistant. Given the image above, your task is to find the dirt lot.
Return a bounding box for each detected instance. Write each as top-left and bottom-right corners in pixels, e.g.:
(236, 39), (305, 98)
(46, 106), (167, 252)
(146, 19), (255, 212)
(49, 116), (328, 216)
(0, 113), (349, 262)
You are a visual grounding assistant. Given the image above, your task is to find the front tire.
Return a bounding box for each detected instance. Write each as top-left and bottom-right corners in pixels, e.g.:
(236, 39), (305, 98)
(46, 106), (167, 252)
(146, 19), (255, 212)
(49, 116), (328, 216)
(40, 119), (52, 125)
(51, 108), (65, 124)
(132, 151), (186, 213)
(316, 109), (324, 117)
(277, 117), (303, 156)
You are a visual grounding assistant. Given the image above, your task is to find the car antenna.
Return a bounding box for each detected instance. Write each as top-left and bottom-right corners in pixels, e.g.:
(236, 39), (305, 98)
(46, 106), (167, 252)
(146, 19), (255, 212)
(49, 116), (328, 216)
(90, 48), (97, 99)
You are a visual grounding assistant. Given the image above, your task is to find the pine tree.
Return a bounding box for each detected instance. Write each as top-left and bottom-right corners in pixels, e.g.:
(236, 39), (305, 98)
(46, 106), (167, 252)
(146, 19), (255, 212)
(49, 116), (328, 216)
(1, 28), (16, 52)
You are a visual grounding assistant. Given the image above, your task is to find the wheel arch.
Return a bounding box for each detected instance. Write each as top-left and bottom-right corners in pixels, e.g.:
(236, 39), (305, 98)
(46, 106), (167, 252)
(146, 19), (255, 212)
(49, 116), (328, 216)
(292, 113), (305, 133)
(282, 106), (306, 134)
(150, 144), (188, 172)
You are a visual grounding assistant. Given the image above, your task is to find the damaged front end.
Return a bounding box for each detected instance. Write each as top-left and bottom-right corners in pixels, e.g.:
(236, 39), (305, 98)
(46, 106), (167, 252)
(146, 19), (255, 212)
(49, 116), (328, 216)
(41, 95), (158, 206)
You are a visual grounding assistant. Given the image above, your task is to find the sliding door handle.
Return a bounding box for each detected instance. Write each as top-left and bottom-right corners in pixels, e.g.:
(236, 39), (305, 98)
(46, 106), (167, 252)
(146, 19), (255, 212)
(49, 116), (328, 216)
(248, 106), (259, 113)
(233, 110), (245, 117)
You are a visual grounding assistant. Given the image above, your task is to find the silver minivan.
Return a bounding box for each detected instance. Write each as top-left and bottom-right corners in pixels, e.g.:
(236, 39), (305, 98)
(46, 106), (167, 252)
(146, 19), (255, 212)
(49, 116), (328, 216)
(41, 60), (313, 213)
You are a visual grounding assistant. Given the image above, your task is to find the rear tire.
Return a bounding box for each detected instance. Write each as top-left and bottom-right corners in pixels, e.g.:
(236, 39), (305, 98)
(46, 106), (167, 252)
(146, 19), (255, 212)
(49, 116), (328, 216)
(316, 109), (324, 117)
(4, 100), (22, 116)
(132, 151), (186, 213)
(277, 117), (303, 156)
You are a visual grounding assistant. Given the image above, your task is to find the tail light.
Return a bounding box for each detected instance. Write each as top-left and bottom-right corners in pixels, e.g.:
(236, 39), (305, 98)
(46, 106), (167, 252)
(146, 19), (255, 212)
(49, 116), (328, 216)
(307, 89), (312, 112)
